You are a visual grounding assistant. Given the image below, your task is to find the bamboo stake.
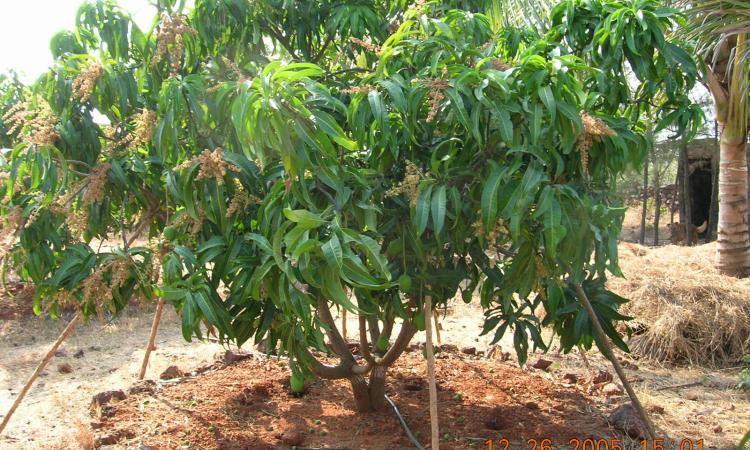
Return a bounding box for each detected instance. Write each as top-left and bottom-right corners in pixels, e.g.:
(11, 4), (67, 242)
(432, 310), (441, 346)
(424, 295), (440, 450)
(138, 298), (166, 380)
(0, 314), (81, 435)
(572, 283), (656, 439)
(341, 309), (347, 342)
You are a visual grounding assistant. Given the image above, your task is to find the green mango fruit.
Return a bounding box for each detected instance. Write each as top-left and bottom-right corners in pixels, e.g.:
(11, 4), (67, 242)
(376, 335), (389, 352)
(414, 311), (425, 331)
(290, 372), (304, 393)
(163, 226), (177, 241)
(398, 274), (412, 292)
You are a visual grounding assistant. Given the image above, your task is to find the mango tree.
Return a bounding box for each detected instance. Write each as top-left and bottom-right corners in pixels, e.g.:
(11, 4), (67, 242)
(0, 0), (700, 412)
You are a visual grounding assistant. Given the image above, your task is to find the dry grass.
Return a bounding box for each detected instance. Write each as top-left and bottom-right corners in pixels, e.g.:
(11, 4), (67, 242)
(610, 242), (750, 366)
(72, 420), (94, 450)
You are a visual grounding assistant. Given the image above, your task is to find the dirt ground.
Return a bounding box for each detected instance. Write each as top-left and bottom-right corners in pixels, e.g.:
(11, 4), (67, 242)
(1, 237), (749, 449)
(620, 206), (675, 246)
(0, 306), (225, 449)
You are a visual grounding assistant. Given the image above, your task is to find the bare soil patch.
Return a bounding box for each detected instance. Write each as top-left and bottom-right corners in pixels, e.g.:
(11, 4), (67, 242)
(89, 349), (615, 450)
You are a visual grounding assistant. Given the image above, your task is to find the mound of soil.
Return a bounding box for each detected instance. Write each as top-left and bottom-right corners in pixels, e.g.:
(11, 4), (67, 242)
(92, 348), (615, 449)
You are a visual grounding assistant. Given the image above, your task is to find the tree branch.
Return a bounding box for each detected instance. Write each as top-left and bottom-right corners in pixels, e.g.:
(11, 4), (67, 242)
(299, 347), (355, 380)
(317, 299), (355, 362)
(359, 315), (378, 365)
(312, 33), (335, 64)
(379, 319), (416, 367)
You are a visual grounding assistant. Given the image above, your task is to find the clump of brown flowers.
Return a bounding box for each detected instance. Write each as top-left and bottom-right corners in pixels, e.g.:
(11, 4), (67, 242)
(472, 217), (509, 260)
(152, 12), (196, 76)
(226, 180), (261, 218)
(4, 205), (23, 231)
(420, 77), (450, 123)
(0, 205), (24, 257)
(66, 209), (90, 238)
(412, 0), (430, 11)
(126, 109), (157, 149)
(577, 112), (616, 175)
(80, 257), (132, 314)
(491, 59), (512, 71)
(386, 160), (426, 207)
(176, 148), (239, 184)
(2, 99), (60, 146)
(341, 85), (377, 95)
(82, 163), (112, 206)
(351, 37), (381, 55)
(72, 62), (103, 103)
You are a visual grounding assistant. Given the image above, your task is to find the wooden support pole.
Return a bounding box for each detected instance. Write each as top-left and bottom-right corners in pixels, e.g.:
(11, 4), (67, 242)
(341, 309), (347, 342)
(572, 283), (656, 439)
(639, 156), (649, 245)
(0, 314), (81, 436)
(139, 299), (166, 380)
(432, 310), (441, 346)
(424, 296), (440, 450)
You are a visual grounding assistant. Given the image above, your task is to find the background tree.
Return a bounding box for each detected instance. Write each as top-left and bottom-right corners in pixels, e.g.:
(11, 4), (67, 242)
(0, 0), (699, 413)
(680, 0), (750, 276)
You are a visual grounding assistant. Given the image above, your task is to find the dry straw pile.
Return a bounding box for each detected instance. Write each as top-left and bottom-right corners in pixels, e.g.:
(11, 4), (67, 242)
(609, 242), (750, 366)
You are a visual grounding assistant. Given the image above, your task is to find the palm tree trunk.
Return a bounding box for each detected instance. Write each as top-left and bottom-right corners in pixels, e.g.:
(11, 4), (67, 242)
(716, 137), (750, 276)
(639, 160), (649, 245)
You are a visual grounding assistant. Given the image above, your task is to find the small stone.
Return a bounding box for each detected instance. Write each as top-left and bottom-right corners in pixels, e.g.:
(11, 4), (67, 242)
(221, 350), (252, 365)
(255, 339), (276, 355)
(128, 380), (156, 395)
(684, 391), (700, 401)
(73, 349), (85, 359)
(602, 383), (624, 396)
(280, 430), (304, 446)
(54, 350), (67, 358)
(609, 403), (648, 440)
(57, 363), (73, 374)
(524, 401), (539, 410)
(90, 390), (127, 409)
(403, 377), (424, 391)
(712, 425), (722, 433)
(159, 365), (183, 380)
(562, 373), (578, 384)
(95, 429), (134, 446)
(460, 346), (476, 355)
(440, 344), (458, 352)
(98, 405), (116, 419)
(648, 405), (665, 415)
(531, 358), (553, 371)
(591, 369), (613, 384)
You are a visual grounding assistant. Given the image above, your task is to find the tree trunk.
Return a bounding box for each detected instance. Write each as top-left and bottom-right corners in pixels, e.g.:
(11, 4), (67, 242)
(368, 365), (387, 410)
(709, 120), (720, 241)
(349, 374), (373, 412)
(716, 139), (750, 276)
(639, 160), (649, 245)
(654, 171), (661, 246)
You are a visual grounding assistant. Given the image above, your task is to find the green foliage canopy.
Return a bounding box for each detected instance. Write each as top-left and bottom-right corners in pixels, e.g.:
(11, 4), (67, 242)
(0, 0), (701, 402)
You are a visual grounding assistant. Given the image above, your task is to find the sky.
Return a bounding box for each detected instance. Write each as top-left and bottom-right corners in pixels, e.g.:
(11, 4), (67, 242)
(0, 0), (157, 83)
